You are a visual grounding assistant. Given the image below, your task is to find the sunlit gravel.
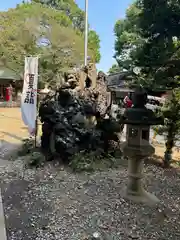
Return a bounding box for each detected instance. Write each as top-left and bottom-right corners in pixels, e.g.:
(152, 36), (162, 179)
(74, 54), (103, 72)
(0, 158), (180, 239)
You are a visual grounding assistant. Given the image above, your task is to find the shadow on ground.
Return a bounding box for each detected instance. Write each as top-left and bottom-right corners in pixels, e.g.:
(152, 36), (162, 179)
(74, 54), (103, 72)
(0, 132), (23, 141)
(0, 140), (21, 160)
(144, 154), (180, 173)
(1, 179), (52, 240)
(1, 161), (180, 239)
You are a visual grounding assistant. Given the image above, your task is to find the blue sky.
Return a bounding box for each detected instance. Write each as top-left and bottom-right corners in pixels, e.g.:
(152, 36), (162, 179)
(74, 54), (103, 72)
(0, 0), (133, 72)
(76, 0), (133, 72)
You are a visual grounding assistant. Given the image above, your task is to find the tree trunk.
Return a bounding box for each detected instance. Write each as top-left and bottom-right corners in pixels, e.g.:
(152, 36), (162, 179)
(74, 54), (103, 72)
(164, 122), (176, 167)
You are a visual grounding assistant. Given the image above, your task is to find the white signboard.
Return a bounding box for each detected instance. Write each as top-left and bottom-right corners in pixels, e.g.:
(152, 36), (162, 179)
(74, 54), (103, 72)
(21, 57), (38, 135)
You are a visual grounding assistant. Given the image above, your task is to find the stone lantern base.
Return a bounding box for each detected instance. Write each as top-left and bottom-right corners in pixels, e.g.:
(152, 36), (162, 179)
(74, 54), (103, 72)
(122, 143), (159, 205)
(125, 186), (159, 205)
(125, 157), (159, 205)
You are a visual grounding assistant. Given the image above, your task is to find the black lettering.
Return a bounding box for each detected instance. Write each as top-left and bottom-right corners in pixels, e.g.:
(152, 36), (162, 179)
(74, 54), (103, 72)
(29, 91), (34, 104)
(28, 74), (34, 89)
(24, 91), (30, 103)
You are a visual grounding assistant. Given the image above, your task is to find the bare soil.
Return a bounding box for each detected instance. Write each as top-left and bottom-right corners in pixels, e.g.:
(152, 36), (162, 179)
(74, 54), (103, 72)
(0, 108), (28, 159)
(152, 141), (180, 162)
(0, 108), (28, 143)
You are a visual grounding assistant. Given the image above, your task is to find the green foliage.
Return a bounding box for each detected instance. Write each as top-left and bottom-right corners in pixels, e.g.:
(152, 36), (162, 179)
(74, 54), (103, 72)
(155, 90), (180, 141)
(135, 0), (180, 164)
(18, 138), (44, 167)
(0, 3), (85, 86)
(88, 30), (101, 63)
(32, 0), (85, 31)
(108, 64), (122, 74)
(113, 0), (180, 89)
(31, 0), (101, 63)
(0, 0), (101, 88)
(18, 138), (35, 156)
(113, 0), (180, 164)
(153, 89), (180, 165)
(113, 2), (144, 71)
(138, 0), (180, 39)
(134, 0), (180, 88)
(28, 151), (45, 167)
(69, 151), (120, 172)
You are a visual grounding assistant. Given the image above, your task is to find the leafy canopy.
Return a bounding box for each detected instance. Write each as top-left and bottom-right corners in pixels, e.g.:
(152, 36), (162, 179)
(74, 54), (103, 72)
(108, 64), (123, 74)
(111, 0), (180, 89)
(32, 0), (101, 63)
(0, 2), (98, 85)
(112, 0), (180, 161)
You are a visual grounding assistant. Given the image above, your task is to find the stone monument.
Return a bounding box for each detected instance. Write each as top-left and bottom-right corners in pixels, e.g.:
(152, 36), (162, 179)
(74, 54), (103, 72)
(121, 87), (163, 205)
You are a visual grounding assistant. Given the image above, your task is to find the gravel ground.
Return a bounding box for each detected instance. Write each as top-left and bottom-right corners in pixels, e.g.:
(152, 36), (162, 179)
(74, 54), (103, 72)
(1, 158), (180, 240)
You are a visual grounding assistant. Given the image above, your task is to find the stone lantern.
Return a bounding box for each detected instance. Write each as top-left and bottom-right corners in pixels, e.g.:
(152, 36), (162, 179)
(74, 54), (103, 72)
(121, 87), (163, 205)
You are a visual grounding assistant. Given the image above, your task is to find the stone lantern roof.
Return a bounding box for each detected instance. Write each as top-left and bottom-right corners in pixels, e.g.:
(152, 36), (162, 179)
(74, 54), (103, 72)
(123, 87), (164, 125)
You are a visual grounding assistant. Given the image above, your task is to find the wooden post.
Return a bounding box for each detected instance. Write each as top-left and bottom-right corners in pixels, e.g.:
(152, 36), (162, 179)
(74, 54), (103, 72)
(34, 118), (38, 148)
(34, 87), (40, 148)
(34, 56), (40, 148)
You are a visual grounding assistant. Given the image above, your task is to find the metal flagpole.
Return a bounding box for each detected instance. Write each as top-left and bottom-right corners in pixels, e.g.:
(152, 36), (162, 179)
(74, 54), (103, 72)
(84, 0), (88, 66)
(34, 56), (40, 148)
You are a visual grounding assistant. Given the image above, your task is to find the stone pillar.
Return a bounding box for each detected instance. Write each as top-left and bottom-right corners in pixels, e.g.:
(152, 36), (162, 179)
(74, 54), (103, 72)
(125, 155), (159, 205)
(127, 157), (144, 195)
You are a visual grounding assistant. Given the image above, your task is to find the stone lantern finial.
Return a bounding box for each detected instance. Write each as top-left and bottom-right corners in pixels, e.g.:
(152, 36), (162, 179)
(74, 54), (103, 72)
(132, 87), (147, 108)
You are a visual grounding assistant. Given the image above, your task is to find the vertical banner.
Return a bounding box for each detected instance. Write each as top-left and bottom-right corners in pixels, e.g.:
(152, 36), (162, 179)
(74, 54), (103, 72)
(21, 57), (38, 135)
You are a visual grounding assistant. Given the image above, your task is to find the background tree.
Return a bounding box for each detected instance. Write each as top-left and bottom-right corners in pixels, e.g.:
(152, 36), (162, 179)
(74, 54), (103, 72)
(112, 0), (180, 165)
(155, 88), (180, 166)
(0, 2), (96, 87)
(108, 2), (143, 73)
(135, 0), (180, 88)
(32, 0), (85, 31)
(31, 0), (101, 63)
(88, 30), (101, 64)
(108, 64), (122, 74)
(136, 0), (180, 165)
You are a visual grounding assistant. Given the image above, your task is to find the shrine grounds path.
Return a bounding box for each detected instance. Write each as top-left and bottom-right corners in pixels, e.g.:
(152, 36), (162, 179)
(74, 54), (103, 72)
(0, 108), (180, 239)
(0, 108), (28, 240)
(0, 108), (28, 159)
(1, 156), (180, 239)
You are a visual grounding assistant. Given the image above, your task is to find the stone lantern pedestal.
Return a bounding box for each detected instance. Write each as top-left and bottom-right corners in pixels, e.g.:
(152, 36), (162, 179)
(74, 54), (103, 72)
(122, 142), (159, 204)
(121, 87), (163, 205)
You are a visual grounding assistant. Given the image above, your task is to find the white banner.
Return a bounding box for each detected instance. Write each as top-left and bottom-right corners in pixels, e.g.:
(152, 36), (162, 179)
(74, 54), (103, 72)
(21, 57), (39, 135)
